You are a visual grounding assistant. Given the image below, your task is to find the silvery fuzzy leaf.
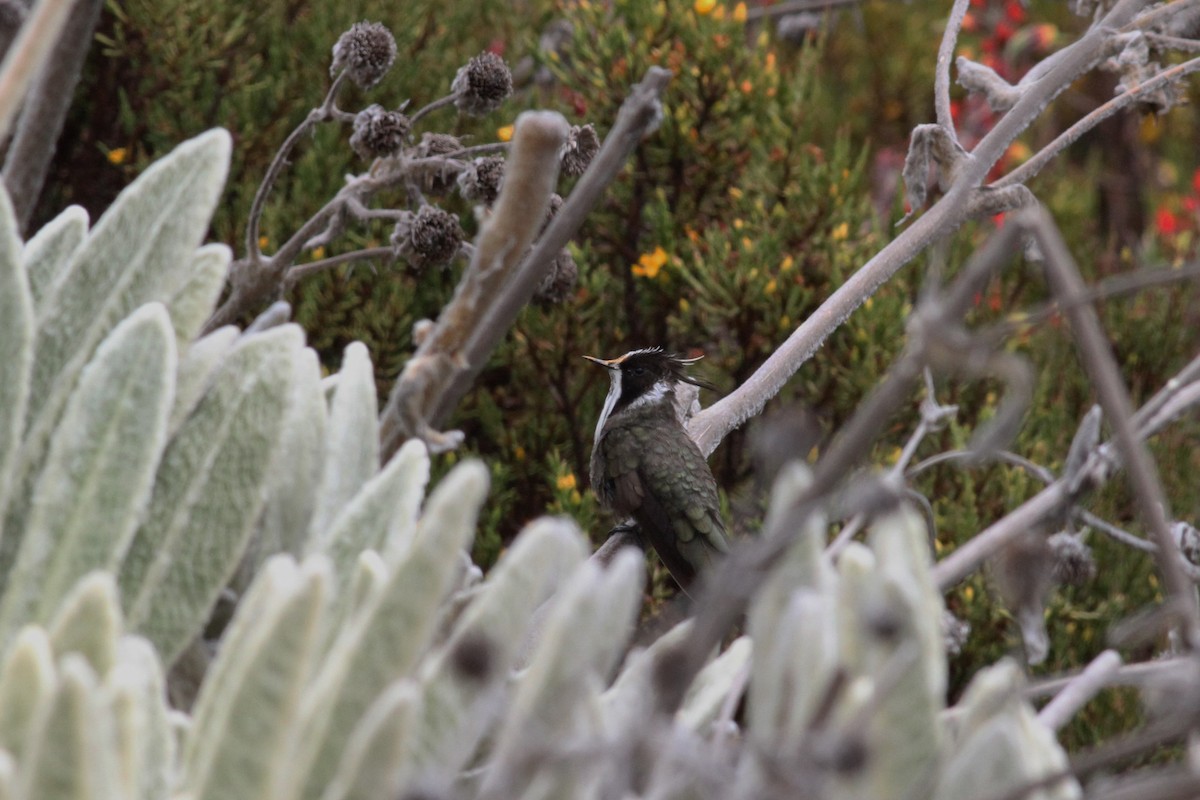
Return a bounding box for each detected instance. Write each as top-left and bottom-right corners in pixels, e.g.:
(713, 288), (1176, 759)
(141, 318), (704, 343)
(166, 243), (229, 347)
(0, 627), (55, 761)
(17, 654), (120, 800)
(308, 342), (379, 549)
(0, 186), (31, 549)
(105, 636), (173, 800)
(320, 681), (420, 800)
(4, 129), (230, 588)
(120, 324), (300, 666)
(168, 326), (238, 436)
(288, 461), (487, 800)
(253, 346), (327, 565)
(23, 204), (86, 315)
(0, 304), (174, 638)
(395, 517), (588, 787)
(185, 556), (330, 800)
(677, 635), (751, 733)
(47, 572), (123, 677)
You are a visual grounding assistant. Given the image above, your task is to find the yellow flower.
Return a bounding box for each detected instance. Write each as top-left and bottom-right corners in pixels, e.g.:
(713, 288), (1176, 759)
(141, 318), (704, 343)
(780, 255), (794, 272)
(764, 279), (777, 295)
(514, 445), (527, 461)
(556, 473), (577, 491)
(106, 147), (128, 165)
(728, 186), (743, 199)
(258, 235), (270, 250)
(311, 246), (326, 261)
(694, 0), (717, 14)
(497, 124), (514, 142)
(733, 2), (748, 22)
(679, 298), (691, 312)
(832, 221), (849, 241)
(632, 246), (668, 279)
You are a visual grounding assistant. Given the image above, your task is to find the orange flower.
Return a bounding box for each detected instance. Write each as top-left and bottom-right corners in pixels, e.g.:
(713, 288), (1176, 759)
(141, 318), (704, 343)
(694, 0), (717, 14)
(632, 246), (669, 278)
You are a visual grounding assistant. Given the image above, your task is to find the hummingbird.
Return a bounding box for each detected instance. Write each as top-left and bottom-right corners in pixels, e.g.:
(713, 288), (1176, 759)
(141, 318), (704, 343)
(584, 348), (730, 589)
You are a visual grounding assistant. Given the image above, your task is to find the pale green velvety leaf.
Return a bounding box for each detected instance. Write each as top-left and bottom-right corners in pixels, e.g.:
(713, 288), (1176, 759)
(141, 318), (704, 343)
(18, 654), (119, 800)
(121, 324), (299, 666)
(24, 205), (88, 314)
(320, 437), (431, 597)
(47, 572), (123, 677)
(0, 750), (12, 800)
(168, 325), (238, 436)
(397, 518), (588, 784)
(0, 304), (174, 638)
(254, 347), (326, 565)
(106, 636), (173, 800)
(484, 549), (643, 795)
(320, 681), (419, 800)
(166, 243), (229, 348)
(0, 627), (55, 761)
(186, 557), (329, 800)
(677, 636), (751, 733)
(290, 461), (486, 800)
(4, 130), (230, 590)
(0, 187), (31, 558)
(307, 342), (379, 549)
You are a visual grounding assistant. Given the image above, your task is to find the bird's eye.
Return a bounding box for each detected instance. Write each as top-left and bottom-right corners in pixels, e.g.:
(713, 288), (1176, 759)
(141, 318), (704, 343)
(632, 367), (646, 376)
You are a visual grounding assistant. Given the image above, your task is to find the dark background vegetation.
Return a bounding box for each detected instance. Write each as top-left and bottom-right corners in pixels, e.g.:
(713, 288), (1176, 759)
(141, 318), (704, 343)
(44, 0), (1200, 753)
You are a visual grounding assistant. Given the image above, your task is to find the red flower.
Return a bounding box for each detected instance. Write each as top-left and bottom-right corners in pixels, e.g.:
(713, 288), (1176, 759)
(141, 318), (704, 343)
(1192, 167), (1200, 195)
(1004, 0), (1026, 24)
(1156, 207), (1179, 237)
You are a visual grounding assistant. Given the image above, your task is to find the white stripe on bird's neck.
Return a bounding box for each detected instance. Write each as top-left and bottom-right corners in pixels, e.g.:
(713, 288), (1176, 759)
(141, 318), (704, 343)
(593, 373), (672, 443)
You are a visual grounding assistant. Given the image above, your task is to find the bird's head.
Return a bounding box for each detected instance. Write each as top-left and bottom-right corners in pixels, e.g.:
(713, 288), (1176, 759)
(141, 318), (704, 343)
(584, 347), (715, 437)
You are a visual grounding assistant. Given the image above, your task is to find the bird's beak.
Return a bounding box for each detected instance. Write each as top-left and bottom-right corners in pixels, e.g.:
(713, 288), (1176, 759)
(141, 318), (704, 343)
(583, 355), (619, 369)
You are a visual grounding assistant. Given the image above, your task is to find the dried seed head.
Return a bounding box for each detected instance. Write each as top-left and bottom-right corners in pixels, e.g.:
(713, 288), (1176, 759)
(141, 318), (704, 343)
(561, 123), (600, 177)
(392, 205), (464, 270)
(331, 21), (397, 89)
(451, 51), (513, 116)
(540, 193), (564, 235)
(535, 248), (578, 305)
(1174, 521), (1200, 565)
(416, 132), (463, 158)
(449, 631), (495, 683)
(1048, 531), (1097, 586)
(457, 156), (505, 204)
(349, 104), (410, 160)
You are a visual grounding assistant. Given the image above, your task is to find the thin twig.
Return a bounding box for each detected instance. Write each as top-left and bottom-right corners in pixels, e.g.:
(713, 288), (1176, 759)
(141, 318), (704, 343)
(996, 56), (1200, 189)
(934, 0), (972, 135)
(408, 92), (458, 127)
(1037, 649), (1123, 731)
(245, 71), (348, 261)
(1024, 204), (1200, 648)
(282, 246), (396, 288)
(0, 0), (73, 141)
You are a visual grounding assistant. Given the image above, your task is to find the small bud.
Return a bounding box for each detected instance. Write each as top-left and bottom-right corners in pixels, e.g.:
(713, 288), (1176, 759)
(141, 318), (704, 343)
(1048, 531), (1097, 586)
(457, 156), (505, 205)
(331, 21), (397, 89)
(451, 51), (513, 116)
(392, 205), (464, 270)
(349, 104), (410, 160)
(535, 248), (578, 305)
(561, 123), (600, 177)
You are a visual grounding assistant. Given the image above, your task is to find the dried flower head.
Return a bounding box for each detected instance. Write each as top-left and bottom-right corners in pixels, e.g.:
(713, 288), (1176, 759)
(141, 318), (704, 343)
(535, 248), (578, 305)
(540, 193), (564, 235)
(1174, 521), (1200, 565)
(452, 51), (513, 116)
(392, 205), (464, 270)
(331, 21), (397, 89)
(457, 156), (505, 204)
(349, 104), (410, 160)
(1048, 531), (1097, 586)
(417, 133), (465, 193)
(561, 123), (600, 177)
(417, 132), (463, 158)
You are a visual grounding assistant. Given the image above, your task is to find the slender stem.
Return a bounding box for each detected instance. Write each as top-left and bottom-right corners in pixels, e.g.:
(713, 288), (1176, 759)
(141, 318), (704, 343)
(1079, 510), (1158, 554)
(0, 0), (73, 141)
(1026, 205), (1200, 647)
(444, 142), (510, 159)
(1037, 649), (1123, 731)
(996, 56), (1200, 189)
(245, 71), (348, 260)
(283, 246), (394, 288)
(934, 0), (971, 135)
(408, 92), (459, 126)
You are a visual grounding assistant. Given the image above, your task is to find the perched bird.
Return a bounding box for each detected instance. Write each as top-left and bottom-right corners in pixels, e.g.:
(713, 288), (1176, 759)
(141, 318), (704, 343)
(585, 347), (729, 589)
